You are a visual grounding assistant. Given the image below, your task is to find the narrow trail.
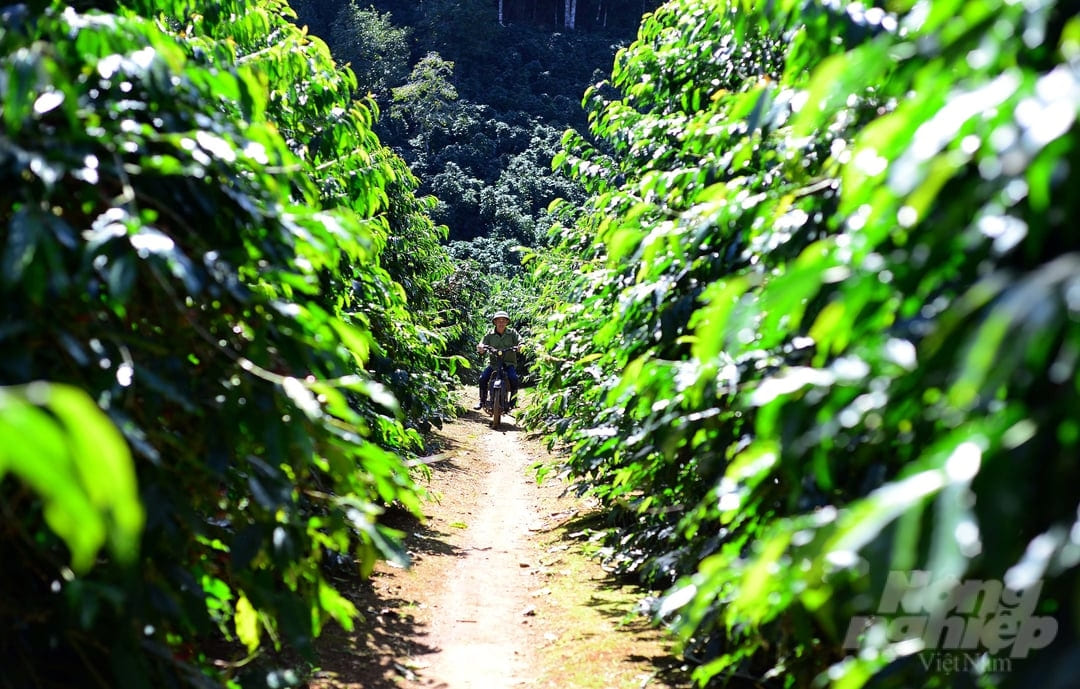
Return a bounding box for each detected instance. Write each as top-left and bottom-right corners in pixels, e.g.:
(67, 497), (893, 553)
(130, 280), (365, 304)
(312, 398), (691, 689)
(414, 427), (539, 688)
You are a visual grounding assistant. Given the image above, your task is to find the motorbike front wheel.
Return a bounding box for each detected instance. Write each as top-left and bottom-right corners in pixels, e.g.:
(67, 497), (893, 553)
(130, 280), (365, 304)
(491, 385), (503, 429)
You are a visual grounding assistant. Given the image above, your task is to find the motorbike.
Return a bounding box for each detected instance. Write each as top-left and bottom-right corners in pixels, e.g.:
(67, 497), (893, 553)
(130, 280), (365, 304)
(480, 344), (518, 430)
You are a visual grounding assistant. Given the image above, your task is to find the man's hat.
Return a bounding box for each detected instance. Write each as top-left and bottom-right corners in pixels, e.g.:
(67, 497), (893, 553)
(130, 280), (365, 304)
(491, 310), (510, 323)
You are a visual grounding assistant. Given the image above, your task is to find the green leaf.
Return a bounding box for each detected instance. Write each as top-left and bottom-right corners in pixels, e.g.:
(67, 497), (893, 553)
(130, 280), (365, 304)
(329, 318), (372, 365)
(46, 385), (144, 562)
(234, 593), (261, 653)
(691, 276), (750, 361)
(790, 41), (889, 138)
(318, 578), (358, 632)
(606, 226), (645, 264)
(0, 384), (109, 572)
(3, 49), (36, 131)
(2, 207), (40, 286)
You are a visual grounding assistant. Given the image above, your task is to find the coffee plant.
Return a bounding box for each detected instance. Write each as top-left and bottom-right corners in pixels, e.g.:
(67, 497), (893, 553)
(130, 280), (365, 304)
(528, 0), (1080, 686)
(0, 0), (455, 687)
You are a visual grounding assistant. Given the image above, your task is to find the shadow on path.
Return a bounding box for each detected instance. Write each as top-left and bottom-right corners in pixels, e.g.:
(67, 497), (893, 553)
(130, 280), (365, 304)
(459, 406), (525, 433)
(312, 438), (481, 688)
(312, 582), (438, 688)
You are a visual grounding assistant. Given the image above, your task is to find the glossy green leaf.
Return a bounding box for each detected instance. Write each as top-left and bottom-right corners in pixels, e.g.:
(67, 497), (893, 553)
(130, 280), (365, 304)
(234, 593), (261, 653)
(0, 383), (139, 572)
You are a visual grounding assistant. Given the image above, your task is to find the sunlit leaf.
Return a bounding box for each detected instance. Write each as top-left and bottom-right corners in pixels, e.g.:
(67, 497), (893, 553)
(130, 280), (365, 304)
(234, 593), (261, 653)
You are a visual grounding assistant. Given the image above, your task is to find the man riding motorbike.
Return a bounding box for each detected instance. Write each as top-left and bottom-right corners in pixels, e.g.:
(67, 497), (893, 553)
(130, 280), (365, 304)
(475, 310), (521, 411)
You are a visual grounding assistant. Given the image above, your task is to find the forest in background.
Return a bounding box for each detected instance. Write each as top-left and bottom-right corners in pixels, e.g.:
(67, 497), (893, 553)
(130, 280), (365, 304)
(3, 0), (1080, 688)
(292, 0), (654, 250)
(286, 0), (664, 358)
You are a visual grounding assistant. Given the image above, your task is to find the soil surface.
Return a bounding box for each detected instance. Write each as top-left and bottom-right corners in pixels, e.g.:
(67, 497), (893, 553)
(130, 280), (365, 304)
(310, 393), (693, 689)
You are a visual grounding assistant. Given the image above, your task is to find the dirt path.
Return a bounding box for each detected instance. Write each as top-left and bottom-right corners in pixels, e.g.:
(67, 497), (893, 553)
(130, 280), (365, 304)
(415, 425), (540, 688)
(311, 396), (690, 689)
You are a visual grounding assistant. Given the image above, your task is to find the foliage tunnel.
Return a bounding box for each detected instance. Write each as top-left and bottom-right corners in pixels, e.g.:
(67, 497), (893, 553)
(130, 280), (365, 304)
(528, 0), (1080, 686)
(0, 0), (455, 687)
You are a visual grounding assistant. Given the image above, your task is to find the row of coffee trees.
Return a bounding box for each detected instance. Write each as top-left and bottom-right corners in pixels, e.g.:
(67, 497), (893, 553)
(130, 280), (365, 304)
(1, 0), (457, 687)
(529, 0), (1080, 686)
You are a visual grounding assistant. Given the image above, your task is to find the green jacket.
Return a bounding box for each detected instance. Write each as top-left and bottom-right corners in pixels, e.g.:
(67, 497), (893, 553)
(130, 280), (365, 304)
(481, 328), (521, 366)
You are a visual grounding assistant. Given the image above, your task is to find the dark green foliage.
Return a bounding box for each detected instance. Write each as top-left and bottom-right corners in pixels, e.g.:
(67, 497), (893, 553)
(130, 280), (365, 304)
(287, 0), (661, 324)
(313, 0), (655, 262)
(364, 147), (460, 430)
(0, 1), (454, 687)
(291, 0), (639, 384)
(390, 51), (460, 136)
(287, 0), (337, 38)
(529, 0), (1080, 686)
(327, 2), (411, 99)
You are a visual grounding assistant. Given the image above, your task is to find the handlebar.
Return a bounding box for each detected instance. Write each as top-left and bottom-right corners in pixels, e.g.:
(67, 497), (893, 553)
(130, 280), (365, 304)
(480, 344), (522, 354)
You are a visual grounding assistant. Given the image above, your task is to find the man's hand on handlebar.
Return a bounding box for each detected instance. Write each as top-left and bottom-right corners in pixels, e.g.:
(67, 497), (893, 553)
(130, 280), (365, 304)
(478, 343), (524, 354)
